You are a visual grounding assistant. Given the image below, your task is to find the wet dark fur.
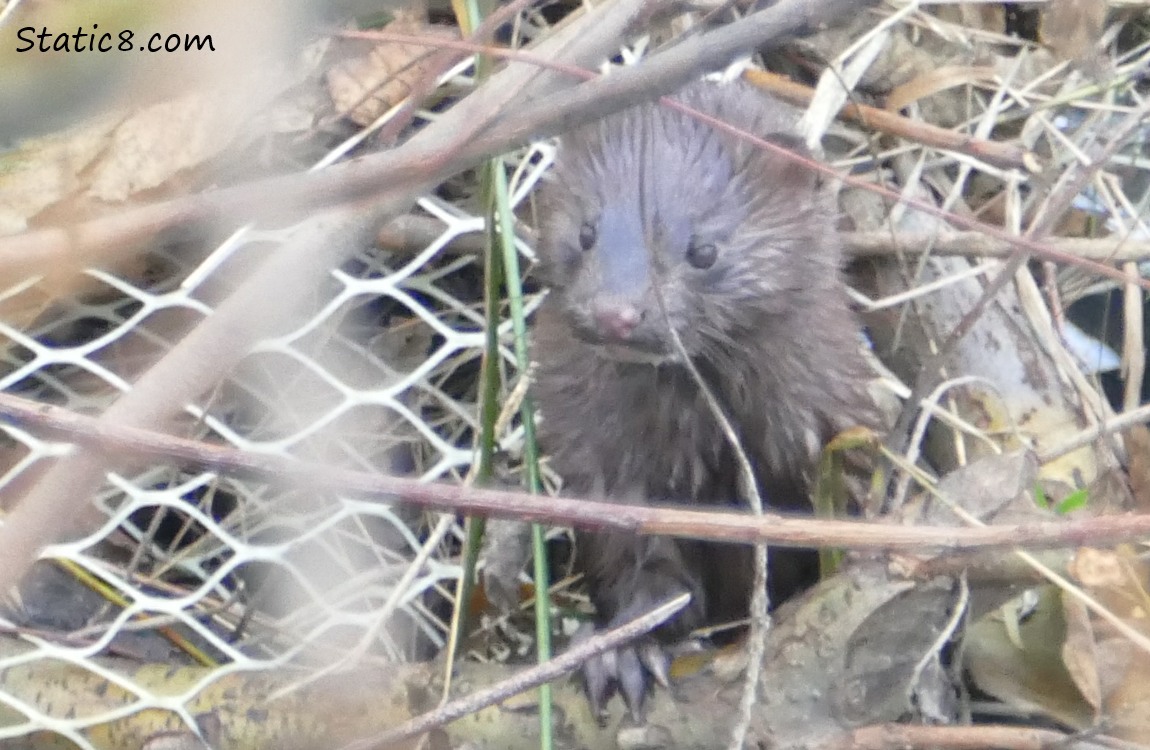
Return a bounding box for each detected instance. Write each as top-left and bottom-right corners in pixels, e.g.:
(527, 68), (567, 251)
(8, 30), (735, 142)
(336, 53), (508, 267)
(533, 79), (879, 665)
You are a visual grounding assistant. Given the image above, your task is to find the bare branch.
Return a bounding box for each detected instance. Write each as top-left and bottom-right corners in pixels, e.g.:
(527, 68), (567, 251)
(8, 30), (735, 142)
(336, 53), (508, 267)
(4, 392), (1150, 553)
(336, 595), (690, 750)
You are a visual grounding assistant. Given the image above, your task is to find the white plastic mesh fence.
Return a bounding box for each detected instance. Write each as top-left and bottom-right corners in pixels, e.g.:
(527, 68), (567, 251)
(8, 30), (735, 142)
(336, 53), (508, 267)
(0, 72), (557, 746)
(7, 5), (1150, 746)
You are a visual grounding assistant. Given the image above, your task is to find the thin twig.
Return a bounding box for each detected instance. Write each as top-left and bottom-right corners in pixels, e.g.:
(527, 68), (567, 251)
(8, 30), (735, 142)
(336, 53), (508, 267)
(334, 0), (541, 144)
(823, 723), (1131, 750)
(841, 231), (1150, 262)
(6, 393), (1150, 552)
(1037, 402), (1150, 464)
(0, 0), (661, 597)
(334, 594), (690, 750)
(884, 96), (1150, 499)
(664, 327), (768, 750)
(743, 68), (1039, 172)
(4, 1), (1145, 294)
(377, 216), (1150, 263)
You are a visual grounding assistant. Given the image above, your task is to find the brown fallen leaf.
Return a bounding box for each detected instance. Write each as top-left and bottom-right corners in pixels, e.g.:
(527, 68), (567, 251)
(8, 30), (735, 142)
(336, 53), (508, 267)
(752, 564), (960, 745)
(1069, 545), (1150, 742)
(326, 15), (457, 128)
(964, 585), (1098, 730)
(1060, 591), (1102, 717)
(1040, 0), (1107, 65)
(884, 65), (999, 114)
(931, 2), (1006, 35)
(968, 546), (1150, 740)
(0, 641), (416, 750)
(1122, 424), (1150, 512)
(0, 118), (120, 235)
(85, 92), (241, 203)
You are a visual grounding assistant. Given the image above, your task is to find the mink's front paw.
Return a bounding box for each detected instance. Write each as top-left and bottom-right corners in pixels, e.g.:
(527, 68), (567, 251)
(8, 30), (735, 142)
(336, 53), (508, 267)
(573, 622), (671, 723)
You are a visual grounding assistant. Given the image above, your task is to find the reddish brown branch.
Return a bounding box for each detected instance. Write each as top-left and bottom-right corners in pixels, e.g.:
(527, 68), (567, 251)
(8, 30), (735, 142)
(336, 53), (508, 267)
(2, 392), (1150, 553)
(743, 69), (1039, 174)
(824, 723), (1119, 750)
(3, 0), (1146, 293)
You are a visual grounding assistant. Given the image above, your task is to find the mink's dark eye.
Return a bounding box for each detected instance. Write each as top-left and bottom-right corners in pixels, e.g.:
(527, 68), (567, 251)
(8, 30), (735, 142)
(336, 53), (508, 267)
(579, 222), (597, 252)
(686, 240), (718, 270)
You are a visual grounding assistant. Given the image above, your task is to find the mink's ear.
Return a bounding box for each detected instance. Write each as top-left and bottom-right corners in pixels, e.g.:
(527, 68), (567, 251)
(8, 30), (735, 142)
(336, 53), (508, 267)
(756, 132), (823, 191)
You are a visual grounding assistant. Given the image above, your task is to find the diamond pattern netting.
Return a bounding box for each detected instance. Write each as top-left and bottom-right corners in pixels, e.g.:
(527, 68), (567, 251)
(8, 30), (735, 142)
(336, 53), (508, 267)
(0, 123), (556, 744)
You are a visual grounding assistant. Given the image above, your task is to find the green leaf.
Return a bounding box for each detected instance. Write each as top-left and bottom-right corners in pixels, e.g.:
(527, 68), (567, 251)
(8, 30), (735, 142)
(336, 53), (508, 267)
(1055, 487), (1089, 514)
(1033, 483), (1049, 510)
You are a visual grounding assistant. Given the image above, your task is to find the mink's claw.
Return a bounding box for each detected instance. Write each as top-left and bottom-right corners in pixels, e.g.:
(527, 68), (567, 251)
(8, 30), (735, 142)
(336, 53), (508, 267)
(616, 646), (646, 721)
(574, 623), (670, 724)
(638, 639), (671, 688)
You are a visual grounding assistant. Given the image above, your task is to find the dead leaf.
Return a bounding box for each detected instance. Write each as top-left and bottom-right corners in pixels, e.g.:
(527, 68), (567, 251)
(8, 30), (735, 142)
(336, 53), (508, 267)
(1070, 547), (1134, 592)
(838, 577), (961, 724)
(884, 66), (998, 114)
(0, 116), (120, 234)
(1101, 633), (1150, 741)
(964, 585), (1098, 729)
(87, 92), (241, 202)
(1067, 546), (1150, 741)
(326, 17), (457, 127)
(931, 3), (1005, 35)
(0, 66), (302, 327)
(1122, 425), (1150, 511)
(0, 117), (136, 328)
(751, 564), (959, 745)
(967, 550), (1149, 741)
(1060, 592), (1102, 715)
(1041, 0), (1107, 65)
(908, 451), (1040, 527)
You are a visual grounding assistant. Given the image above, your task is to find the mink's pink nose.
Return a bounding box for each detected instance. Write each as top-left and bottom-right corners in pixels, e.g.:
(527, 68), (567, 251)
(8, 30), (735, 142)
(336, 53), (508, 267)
(592, 301), (642, 340)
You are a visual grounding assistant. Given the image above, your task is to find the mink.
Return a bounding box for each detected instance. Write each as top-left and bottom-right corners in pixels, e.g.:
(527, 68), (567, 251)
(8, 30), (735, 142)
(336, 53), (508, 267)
(531, 78), (880, 719)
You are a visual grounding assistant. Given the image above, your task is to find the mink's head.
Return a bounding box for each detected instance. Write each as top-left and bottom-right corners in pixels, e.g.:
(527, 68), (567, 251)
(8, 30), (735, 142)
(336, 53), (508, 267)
(539, 80), (843, 364)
